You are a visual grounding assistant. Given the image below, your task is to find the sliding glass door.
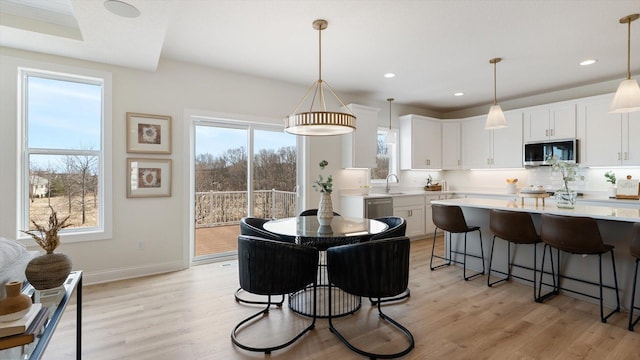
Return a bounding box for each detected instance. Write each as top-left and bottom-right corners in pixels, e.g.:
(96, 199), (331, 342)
(193, 121), (297, 260)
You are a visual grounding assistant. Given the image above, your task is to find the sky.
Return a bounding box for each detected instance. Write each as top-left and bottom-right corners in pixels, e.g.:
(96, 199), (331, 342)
(195, 125), (296, 157)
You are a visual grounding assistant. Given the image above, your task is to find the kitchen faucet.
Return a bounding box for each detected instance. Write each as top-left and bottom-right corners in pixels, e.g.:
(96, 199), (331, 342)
(386, 173), (399, 193)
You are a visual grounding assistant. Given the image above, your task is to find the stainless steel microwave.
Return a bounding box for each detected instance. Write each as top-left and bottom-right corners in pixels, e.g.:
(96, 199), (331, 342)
(523, 139), (578, 166)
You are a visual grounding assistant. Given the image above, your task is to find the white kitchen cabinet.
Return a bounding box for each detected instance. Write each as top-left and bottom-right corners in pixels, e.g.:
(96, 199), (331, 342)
(341, 104), (379, 168)
(399, 115), (442, 170)
(442, 121), (462, 169)
(523, 102), (576, 142)
(462, 111), (523, 169)
(577, 94), (640, 166)
(393, 195), (425, 238)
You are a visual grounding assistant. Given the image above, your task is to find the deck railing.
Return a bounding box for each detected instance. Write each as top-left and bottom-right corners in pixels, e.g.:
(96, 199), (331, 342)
(195, 189), (297, 228)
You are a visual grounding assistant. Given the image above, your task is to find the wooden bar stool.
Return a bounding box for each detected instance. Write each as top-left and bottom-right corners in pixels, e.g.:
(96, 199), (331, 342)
(487, 210), (542, 300)
(430, 204), (485, 281)
(629, 222), (640, 331)
(537, 213), (620, 323)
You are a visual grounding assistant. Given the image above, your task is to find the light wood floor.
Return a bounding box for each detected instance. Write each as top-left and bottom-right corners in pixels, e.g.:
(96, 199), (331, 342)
(43, 238), (639, 360)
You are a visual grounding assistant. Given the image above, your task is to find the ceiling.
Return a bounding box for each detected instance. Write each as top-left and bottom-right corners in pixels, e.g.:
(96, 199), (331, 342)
(1, 0), (639, 114)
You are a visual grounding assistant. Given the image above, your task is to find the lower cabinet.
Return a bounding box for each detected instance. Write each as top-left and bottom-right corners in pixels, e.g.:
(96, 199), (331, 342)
(393, 195), (426, 239)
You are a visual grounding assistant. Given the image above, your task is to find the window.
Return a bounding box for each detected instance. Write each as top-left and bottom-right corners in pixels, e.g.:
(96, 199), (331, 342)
(20, 67), (112, 242)
(370, 128), (398, 182)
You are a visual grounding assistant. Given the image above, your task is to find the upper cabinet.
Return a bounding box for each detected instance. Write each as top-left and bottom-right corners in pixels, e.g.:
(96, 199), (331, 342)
(577, 94), (640, 166)
(341, 104), (379, 168)
(442, 121), (462, 170)
(523, 102), (576, 142)
(399, 115), (442, 170)
(463, 111), (523, 169)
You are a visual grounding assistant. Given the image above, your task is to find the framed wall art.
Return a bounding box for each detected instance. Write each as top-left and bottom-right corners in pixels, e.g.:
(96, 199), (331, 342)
(127, 158), (172, 198)
(126, 112), (172, 154)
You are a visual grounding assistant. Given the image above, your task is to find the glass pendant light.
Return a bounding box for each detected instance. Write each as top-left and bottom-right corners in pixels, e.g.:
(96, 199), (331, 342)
(485, 57), (507, 129)
(610, 14), (640, 113)
(384, 98), (396, 144)
(284, 19), (356, 135)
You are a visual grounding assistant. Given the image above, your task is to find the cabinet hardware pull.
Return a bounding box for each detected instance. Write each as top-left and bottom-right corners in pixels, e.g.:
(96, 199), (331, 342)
(618, 152), (621, 161)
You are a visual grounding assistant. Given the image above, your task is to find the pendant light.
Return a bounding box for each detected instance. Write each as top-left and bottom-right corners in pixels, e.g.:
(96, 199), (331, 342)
(284, 19), (356, 136)
(610, 14), (640, 113)
(485, 57), (507, 129)
(384, 98), (396, 144)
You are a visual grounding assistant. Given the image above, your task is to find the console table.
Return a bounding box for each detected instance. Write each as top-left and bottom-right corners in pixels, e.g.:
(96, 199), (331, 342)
(0, 271), (82, 359)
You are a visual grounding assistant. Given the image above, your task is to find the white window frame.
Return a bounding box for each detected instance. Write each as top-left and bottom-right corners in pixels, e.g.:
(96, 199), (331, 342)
(18, 65), (112, 243)
(370, 127), (398, 184)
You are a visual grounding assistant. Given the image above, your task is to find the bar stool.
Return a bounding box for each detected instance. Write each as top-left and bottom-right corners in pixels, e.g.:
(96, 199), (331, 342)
(487, 210), (542, 300)
(629, 222), (640, 331)
(537, 213), (620, 323)
(430, 204), (485, 281)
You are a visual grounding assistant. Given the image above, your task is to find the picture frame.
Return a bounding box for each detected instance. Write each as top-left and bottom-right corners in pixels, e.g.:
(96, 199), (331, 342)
(126, 112), (172, 154)
(127, 158), (172, 198)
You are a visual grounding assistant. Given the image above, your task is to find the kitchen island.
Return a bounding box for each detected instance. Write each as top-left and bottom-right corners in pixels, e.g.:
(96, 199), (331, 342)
(430, 197), (639, 311)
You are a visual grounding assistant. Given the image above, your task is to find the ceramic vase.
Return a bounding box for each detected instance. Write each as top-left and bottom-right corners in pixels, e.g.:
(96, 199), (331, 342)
(555, 189), (577, 209)
(608, 185), (617, 198)
(317, 192), (334, 226)
(0, 281), (32, 322)
(25, 253), (72, 290)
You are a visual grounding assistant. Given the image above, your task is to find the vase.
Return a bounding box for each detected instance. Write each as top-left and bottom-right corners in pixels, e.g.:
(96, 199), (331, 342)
(0, 281), (32, 322)
(555, 189), (577, 209)
(608, 185), (617, 198)
(317, 192), (334, 226)
(25, 253), (72, 290)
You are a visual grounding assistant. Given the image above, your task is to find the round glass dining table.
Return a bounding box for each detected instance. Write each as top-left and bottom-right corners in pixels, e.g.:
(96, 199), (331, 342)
(264, 215), (388, 245)
(263, 215), (388, 318)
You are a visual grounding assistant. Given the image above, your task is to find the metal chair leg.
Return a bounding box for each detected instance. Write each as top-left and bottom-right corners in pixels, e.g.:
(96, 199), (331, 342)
(600, 250), (620, 323)
(430, 227), (451, 270)
(630, 259), (640, 331)
(536, 244), (559, 303)
(235, 288), (285, 307)
(488, 237), (512, 287)
(463, 230), (484, 281)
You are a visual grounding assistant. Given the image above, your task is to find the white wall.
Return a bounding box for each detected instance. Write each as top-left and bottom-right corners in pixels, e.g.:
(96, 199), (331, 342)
(1, 47), (431, 284)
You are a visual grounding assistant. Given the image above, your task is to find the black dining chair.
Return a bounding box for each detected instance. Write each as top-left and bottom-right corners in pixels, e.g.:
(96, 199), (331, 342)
(231, 235), (319, 354)
(327, 236), (414, 359)
(299, 208), (341, 217)
(235, 217), (292, 306)
(367, 216), (410, 304)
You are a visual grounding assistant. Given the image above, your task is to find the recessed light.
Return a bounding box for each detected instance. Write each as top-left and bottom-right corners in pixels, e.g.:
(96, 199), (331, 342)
(104, 0), (141, 18)
(454, 92), (464, 97)
(384, 73), (396, 78)
(580, 59), (597, 66)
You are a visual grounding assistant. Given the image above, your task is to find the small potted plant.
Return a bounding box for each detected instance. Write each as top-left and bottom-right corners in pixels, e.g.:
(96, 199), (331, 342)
(313, 160), (334, 225)
(21, 206), (73, 290)
(547, 156), (584, 209)
(604, 171), (617, 198)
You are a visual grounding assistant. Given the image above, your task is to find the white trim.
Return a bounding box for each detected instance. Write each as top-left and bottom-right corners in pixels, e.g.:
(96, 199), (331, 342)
(83, 260), (184, 286)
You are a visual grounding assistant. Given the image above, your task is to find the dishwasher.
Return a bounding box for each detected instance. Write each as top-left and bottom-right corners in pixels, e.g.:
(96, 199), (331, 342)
(364, 197), (394, 218)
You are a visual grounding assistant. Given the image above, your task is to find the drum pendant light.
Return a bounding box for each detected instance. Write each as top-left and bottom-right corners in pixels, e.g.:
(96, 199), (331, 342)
(610, 14), (640, 113)
(485, 58), (507, 129)
(284, 19), (356, 136)
(384, 98), (396, 144)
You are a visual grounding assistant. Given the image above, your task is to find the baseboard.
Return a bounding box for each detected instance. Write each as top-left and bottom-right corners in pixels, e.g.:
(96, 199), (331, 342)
(82, 260), (185, 285)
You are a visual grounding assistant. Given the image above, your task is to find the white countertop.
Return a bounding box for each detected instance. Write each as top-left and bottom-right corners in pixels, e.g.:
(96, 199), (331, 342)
(431, 197), (640, 223)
